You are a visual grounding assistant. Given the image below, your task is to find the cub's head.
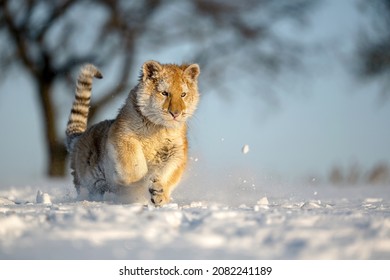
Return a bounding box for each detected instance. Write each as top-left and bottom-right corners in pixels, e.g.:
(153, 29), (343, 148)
(137, 60), (200, 128)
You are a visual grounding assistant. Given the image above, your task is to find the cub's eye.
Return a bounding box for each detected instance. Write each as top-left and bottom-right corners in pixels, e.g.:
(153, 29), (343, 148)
(161, 91), (169, 97)
(181, 92), (187, 98)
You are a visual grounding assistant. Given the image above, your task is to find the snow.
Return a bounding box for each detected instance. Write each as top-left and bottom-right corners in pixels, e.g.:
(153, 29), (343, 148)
(241, 144), (250, 154)
(36, 190), (52, 205)
(0, 179), (390, 260)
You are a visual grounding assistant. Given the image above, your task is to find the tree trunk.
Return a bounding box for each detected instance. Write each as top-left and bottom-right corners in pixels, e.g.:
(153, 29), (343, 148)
(37, 80), (67, 177)
(47, 141), (67, 177)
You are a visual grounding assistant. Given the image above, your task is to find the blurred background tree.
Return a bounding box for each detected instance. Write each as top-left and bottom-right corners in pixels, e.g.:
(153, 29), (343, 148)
(357, 0), (390, 101)
(0, 0), (318, 177)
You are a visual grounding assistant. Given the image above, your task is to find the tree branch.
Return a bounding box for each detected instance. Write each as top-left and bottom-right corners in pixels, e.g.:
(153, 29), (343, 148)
(0, 0), (38, 76)
(35, 0), (78, 42)
(89, 51), (134, 121)
(88, 0), (163, 121)
(56, 54), (97, 77)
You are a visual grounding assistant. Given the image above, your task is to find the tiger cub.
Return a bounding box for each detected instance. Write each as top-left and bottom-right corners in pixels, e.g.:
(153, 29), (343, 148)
(66, 61), (200, 206)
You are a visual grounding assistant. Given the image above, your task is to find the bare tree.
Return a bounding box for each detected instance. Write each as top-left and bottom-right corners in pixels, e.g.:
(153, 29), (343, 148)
(0, 0), (165, 176)
(329, 166), (344, 185)
(367, 163), (390, 185)
(0, 0), (317, 177)
(357, 0), (390, 99)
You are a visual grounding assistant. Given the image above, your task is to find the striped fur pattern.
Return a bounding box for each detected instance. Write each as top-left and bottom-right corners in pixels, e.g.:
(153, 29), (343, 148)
(66, 61), (200, 206)
(66, 64), (103, 152)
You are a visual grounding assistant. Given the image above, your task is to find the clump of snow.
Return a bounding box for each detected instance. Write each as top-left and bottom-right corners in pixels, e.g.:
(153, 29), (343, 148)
(241, 144), (250, 154)
(257, 196), (269, 205)
(300, 201), (323, 209)
(0, 197), (14, 205)
(364, 198), (383, 203)
(255, 197), (270, 211)
(36, 190), (52, 204)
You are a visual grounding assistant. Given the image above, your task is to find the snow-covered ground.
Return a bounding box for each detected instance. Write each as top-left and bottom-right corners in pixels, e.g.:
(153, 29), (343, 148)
(0, 176), (389, 260)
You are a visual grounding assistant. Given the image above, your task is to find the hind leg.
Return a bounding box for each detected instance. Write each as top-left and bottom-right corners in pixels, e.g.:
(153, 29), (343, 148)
(72, 171), (87, 200)
(88, 179), (109, 201)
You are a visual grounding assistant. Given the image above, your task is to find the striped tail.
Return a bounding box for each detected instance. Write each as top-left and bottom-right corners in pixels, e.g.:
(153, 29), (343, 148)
(66, 64), (103, 152)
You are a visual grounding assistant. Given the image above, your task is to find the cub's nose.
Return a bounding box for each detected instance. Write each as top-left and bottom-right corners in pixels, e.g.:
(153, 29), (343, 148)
(169, 110), (181, 119)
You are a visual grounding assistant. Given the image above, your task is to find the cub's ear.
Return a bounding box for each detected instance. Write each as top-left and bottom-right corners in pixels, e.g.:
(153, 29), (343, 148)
(184, 64), (200, 81)
(142, 60), (162, 81)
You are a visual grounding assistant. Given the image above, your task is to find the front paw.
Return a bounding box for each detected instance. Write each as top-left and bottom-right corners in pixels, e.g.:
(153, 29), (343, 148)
(149, 184), (170, 206)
